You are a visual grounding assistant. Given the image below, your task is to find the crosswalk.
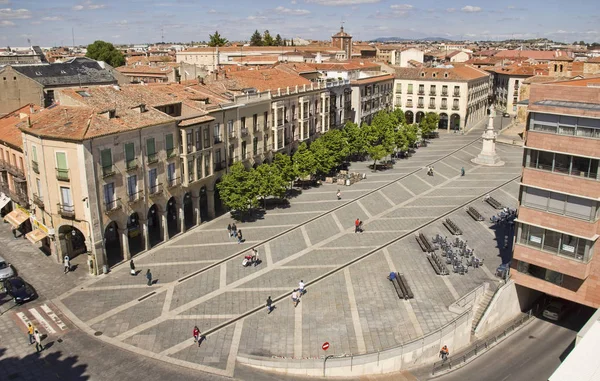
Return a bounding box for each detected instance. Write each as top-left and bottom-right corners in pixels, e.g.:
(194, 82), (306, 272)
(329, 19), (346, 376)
(15, 303), (68, 335)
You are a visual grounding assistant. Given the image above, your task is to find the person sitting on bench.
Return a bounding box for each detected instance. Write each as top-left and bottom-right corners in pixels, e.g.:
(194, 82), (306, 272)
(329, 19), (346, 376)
(388, 272), (397, 281)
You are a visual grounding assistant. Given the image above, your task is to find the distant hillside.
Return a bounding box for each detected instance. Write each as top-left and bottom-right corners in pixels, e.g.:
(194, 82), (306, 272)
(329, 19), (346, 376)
(372, 37), (453, 42)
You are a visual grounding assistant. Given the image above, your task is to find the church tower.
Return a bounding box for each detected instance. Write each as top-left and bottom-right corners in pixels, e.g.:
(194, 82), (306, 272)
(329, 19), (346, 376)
(331, 25), (352, 60)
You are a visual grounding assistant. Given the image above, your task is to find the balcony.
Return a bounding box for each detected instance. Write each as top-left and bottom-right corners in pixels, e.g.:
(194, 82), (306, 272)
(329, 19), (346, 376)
(5, 163), (24, 179)
(32, 161), (39, 174)
(167, 148), (177, 158)
(104, 198), (122, 214)
(56, 168), (69, 182)
(440, 105), (448, 110)
(57, 203), (75, 219)
(241, 128), (249, 137)
(417, 104), (424, 109)
(228, 131), (236, 139)
(429, 92), (436, 96)
(452, 105), (460, 110)
(127, 190), (143, 204)
(9, 189), (29, 208)
(214, 161), (226, 172)
(214, 135), (223, 144)
(441, 91), (448, 96)
(33, 193), (44, 209)
(453, 92), (460, 97)
(126, 158), (139, 172)
(148, 183), (163, 196)
(167, 176), (180, 188)
(428, 104), (436, 109)
(101, 164), (116, 178)
(147, 153), (158, 164)
(418, 90), (425, 95)
(405, 103), (413, 108)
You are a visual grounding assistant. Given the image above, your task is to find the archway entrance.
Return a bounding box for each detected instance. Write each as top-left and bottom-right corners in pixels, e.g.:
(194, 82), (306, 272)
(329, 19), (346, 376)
(439, 113), (448, 129)
(183, 192), (194, 230)
(127, 212), (143, 256)
(405, 111), (414, 124)
(450, 114), (461, 130)
(58, 225), (87, 260)
(214, 179), (225, 217)
(199, 186), (209, 222)
(104, 221), (122, 267)
(166, 196), (179, 238)
(147, 204), (162, 248)
(415, 111), (425, 124)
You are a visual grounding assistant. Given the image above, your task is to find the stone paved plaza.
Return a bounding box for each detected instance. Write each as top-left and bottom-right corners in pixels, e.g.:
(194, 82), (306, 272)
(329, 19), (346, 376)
(55, 130), (524, 378)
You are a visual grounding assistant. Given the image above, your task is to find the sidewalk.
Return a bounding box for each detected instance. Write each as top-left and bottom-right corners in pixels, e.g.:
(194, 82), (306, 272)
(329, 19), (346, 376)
(497, 122), (525, 147)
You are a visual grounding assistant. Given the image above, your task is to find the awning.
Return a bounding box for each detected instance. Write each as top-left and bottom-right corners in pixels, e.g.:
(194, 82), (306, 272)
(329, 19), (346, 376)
(4, 209), (29, 228)
(0, 193), (10, 210)
(26, 229), (48, 244)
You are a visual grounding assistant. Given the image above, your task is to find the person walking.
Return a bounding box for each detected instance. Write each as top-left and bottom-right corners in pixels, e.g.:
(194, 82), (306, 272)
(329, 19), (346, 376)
(237, 229), (243, 244)
(355, 218), (360, 233)
(33, 329), (43, 352)
(12, 227), (17, 238)
(461, 167), (465, 176)
(336, 189), (341, 200)
(439, 345), (449, 361)
(291, 290), (299, 307)
(27, 323), (35, 345)
(298, 280), (305, 296)
(193, 325), (200, 343)
(130, 259), (136, 276)
(266, 296), (273, 314)
(63, 255), (70, 274)
(146, 269), (153, 286)
(227, 224), (232, 238)
(251, 248), (259, 266)
(231, 223), (237, 238)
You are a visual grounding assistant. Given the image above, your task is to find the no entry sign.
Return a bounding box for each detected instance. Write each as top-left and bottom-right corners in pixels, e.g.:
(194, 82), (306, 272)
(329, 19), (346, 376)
(322, 342), (330, 351)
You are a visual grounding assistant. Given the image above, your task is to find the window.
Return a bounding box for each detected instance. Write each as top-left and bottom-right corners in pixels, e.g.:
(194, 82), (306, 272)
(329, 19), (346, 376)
(100, 149), (113, 177)
(518, 223), (592, 262)
(148, 168), (158, 193)
(31, 145), (39, 173)
(407, 84), (413, 94)
(227, 120), (234, 137)
(104, 183), (116, 209)
(60, 187), (73, 212)
(56, 152), (68, 181)
(253, 137), (259, 155)
(167, 162), (176, 182)
(430, 85), (436, 95)
(215, 149), (221, 164)
(125, 143), (136, 170)
(241, 141), (247, 159)
(253, 114), (258, 130)
(146, 138), (157, 163)
(196, 156), (202, 179)
(195, 129), (201, 151)
(166, 133), (175, 157)
(214, 123), (221, 143)
(264, 111), (268, 128)
(442, 85), (448, 95)
(127, 175), (137, 197)
(418, 84), (424, 94)
(203, 128), (210, 148)
(453, 86), (460, 96)
(204, 153), (210, 176)
(35, 178), (42, 200)
(188, 159), (194, 182)
(241, 117), (246, 129)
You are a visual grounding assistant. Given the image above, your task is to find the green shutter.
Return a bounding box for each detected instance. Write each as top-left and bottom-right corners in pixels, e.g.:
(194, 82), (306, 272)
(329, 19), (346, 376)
(32, 146), (38, 162)
(146, 138), (155, 155)
(125, 143), (134, 162)
(166, 134), (173, 151)
(56, 152), (67, 170)
(101, 149), (112, 168)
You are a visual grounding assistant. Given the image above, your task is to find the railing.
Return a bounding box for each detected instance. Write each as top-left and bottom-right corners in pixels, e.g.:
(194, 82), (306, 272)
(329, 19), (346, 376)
(417, 104), (424, 109)
(127, 190), (143, 203)
(453, 92), (460, 97)
(241, 128), (249, 137)
(418, 90), (425, 95)
(167, 148), (177, 158)
(56, 168), (69, 181)
(167, 176), (180, 188)
(104, 198), (122, 213)
(57, 203), (75, 218)
(147, 152), (158, 164)
(228, 131), (236, 139)
(9, 189), (29, 207)
(6, 163), (25, 179)
(32, 161), (39, 174)
(214, 136), (223, 144)
(148, 183), (163, 196)
(442, 91), (448, 96)
(33, 193), (44, 208)
(429, 92), (436, 96)
(126, 158), (139, 171)
(452, 106), (460, 110)
(406, 103), (413, 108)
(440, 105), (447, 110)
(214, 161), (226, 172)
(428, 104), (436, 109)
(101, 164), (115, 178)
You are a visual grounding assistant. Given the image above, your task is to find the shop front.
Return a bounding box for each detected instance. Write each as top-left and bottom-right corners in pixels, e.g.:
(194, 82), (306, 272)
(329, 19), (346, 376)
(26, 217), (52, 255)
(3, 206), (31, 236)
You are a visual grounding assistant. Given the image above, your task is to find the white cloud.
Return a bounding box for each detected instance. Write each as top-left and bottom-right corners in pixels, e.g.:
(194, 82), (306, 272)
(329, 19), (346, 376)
(0, 0), (10, 4)
(72, 5), (84, 10)
(88, 4), (106, 9)
(0, 19), (15, 26)
(72, 1), (106, 11)
(291, 0), (297, 3)
(275, 6), (310, 15)
(390, 4), (413, 10)
(0, 8), (32, 19)
(305, 0), (380, 5)
(247, 15), (267, 21)
(207, 9), (216, 13)
(41, 16), (62, 21)
(446, 8), (455, 12)
(30, 20), (41, 25)
(461, 5), (481, 12)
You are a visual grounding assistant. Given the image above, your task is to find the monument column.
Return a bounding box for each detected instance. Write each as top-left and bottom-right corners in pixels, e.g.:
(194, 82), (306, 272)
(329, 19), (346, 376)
(472, 106), (505, 167)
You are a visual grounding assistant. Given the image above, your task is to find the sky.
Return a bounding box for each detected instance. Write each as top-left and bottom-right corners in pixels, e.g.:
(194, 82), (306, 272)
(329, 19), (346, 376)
(1, 0), (599, 47)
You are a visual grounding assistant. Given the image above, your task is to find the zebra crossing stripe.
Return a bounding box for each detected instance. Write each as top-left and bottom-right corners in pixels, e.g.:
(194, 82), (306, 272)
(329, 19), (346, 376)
(16, 312), (33, 328)
(29, 308), (56, 334)
(41, 304), (67, 331)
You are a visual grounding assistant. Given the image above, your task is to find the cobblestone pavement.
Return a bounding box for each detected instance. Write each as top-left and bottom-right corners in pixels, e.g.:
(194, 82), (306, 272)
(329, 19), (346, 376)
(1, 127), (525, 380)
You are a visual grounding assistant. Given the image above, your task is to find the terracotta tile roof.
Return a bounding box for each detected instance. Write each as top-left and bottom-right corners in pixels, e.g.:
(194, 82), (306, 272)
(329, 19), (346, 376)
(226, 67), (312, 92)
(116, 65), (173, 75)
(475, 50), (499, 57)
(393, 64), (489, 81)
(0, 104), (39, 149)
(351, 73), (395, 85)
(230, 55), (279, 63)
(494, 50), (570, 61)
(182, 45), (345, 54)
(485, 65), (537, 76)
(178, 115), (215, 127)
(549, 76), (600, 87)
(587, 57), (600, 63)
(446, 50), (467, 58)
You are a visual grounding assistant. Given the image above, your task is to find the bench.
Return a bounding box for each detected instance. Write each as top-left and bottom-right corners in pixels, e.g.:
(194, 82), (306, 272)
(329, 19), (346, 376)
(466, 206), (484, 221)
(415, 232), (435, 253)
(388, 272), (414, 299)
(443, 218), (462, 235)
(485, 196), (503, 209)
(427, 253), (450, 275)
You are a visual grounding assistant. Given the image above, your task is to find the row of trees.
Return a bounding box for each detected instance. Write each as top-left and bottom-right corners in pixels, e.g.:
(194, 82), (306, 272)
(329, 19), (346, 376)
(217, 109), (440, 216)
(250, 30), (286, 46)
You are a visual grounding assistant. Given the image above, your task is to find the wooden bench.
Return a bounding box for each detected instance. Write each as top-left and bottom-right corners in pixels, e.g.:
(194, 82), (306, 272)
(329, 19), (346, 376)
(466, 206), (484, 221)
(388, 272), (414, 299)
(485, 196), (503, 209)
(427, 253), (449, 275)
(415, 232), (435, 253)
(443, 218), (462, 235)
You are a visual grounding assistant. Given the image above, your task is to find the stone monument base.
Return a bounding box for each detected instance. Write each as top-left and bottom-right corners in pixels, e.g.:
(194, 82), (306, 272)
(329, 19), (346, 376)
(471, 154), (505, 166)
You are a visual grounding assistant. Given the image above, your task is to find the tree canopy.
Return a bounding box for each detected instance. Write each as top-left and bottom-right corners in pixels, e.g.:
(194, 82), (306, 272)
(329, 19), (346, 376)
(263, 30), (274, 47)
(420, 112), (440, 138)
(216, 162), (256, 214)
(208, 31), (228, 47)
(250, 30), (263, 46)
(85, 40), (125, 67)
(293, 142), (316, 178)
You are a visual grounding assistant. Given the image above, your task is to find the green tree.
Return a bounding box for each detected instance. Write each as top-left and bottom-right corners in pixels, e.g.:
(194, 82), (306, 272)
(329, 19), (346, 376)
(420, 112), (440, 138)
(250, 30), (263, 46)
(263, 30), (274, 46)
(391, 107), (406, 126)
(404, 123), (419, 148)
(274, 34), (283, 46)
(208, 30), (228, 47)
(395, 125), (409, 152)
(217, 162), (257, 216)
(365, 111), (396, 169)
(252, 163), (287, 209)
(309, 138), (335, 177)
(85, 40), (125, 67)
(342, 121), (366, 158)
(320, 129), (349, 167)
(273, 152), (297, 187)
(292, 142), (316, 178)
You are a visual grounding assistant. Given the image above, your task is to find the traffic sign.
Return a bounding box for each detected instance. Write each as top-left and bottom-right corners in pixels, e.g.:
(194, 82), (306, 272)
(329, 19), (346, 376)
(322, 342), (330, 351)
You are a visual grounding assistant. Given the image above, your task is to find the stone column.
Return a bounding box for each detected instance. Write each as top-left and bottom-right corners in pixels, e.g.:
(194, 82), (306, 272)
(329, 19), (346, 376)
(142, 219), (150, 252)
(207, 188), (215, 220)
(273, 106), (279, 151)
(472, 105), (504, 167)
(179, 206), (186, 234)
(162, 211), (169, 242)
(195, 206), (201, 225)
(299, 99), (305, 138)
(119, 228), (131, 260)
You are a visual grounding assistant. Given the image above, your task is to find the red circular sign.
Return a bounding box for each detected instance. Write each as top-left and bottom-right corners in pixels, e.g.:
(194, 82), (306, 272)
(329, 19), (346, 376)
(322, 342), (330, 351)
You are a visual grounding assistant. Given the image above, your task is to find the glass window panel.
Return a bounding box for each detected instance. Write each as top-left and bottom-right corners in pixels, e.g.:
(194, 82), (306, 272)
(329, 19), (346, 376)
(125, 143), (135, 162)
(32, 146), (37, 162)
(533, 124), (557, 133)
(543, 230), (561, 253)
(528, 225), (543, 248)
(558, 125), (575, 135)
(535, 113), (558, 123)
(590, 159), (599, 179)
(127, 175), (137, 195)
(559, 234), (577, 257)
(576, 127), (594, 137)
(577, 117), (600, 128)
(544, 269), (563, 285)
(559, 115), (577, 126)
(523, 187), (549, 209)
(571, 156), (590, 177)
(519, 223), (529, 243)
(565, 196), (593, 219)
(537, 151), (553, 171)
(553, 153), (570, 174)
(548, 192), (566, 214)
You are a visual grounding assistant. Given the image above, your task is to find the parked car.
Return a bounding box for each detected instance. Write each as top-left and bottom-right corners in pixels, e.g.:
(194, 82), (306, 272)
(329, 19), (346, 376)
(543, 300), (572, 321)
(0, 256), (15, 280)
(502, 112), (510, 118)
(2, 277), (35, 304)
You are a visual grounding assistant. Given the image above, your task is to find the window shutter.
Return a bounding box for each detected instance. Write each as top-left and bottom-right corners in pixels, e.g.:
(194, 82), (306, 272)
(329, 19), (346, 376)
(147, 138), (155, 155)
(101, 149), (112, 168)
(32, 146), (38, 162)
(56, 152), (67, 169)
(125, 143), (134, 162)
(166, 134), (174, 151)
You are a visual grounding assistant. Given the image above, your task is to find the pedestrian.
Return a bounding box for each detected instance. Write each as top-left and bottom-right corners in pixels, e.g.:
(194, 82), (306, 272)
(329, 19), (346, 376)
(291, 290), (299, 307)
(461, 167), (465, 176)
(27, 323), (35, 345)
(355, 218), (360, 233)
(439, 345), (449, 361)
(196, 328), (204, 347)
(266, 296), (273, 314)
(193, 325), (200, 343)
(298, 280), (305, 296)
(130, 259), (136, 276)
(33, 329), (43, 352)
(227, 223), (232, 238)
(146, 269), (152, 286)
(431, 166), (434, 177)
(63, 255), (70, 274)
(237, 229), (243, 244)
(12, 227), (17, 238)
(251, 248), (259, 266)
(358, 220), (364, 233)
(336, 189), (341, 200)
(231, 223), (237, 238)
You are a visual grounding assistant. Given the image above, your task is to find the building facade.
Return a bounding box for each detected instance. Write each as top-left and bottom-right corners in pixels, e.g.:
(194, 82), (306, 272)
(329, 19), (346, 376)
(511, 78), (600, 308)
(350, 73), (394, 125)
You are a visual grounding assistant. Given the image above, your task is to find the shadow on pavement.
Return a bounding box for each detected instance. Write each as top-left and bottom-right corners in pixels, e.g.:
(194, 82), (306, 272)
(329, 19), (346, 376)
(0, 347), (89, 381)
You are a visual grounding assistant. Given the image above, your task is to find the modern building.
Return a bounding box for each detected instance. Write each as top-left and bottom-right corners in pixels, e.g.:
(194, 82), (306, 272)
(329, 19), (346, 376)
(350, 72), (394, 126)
(511, 77), (600, 309)
(393, 65), (491, 131)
